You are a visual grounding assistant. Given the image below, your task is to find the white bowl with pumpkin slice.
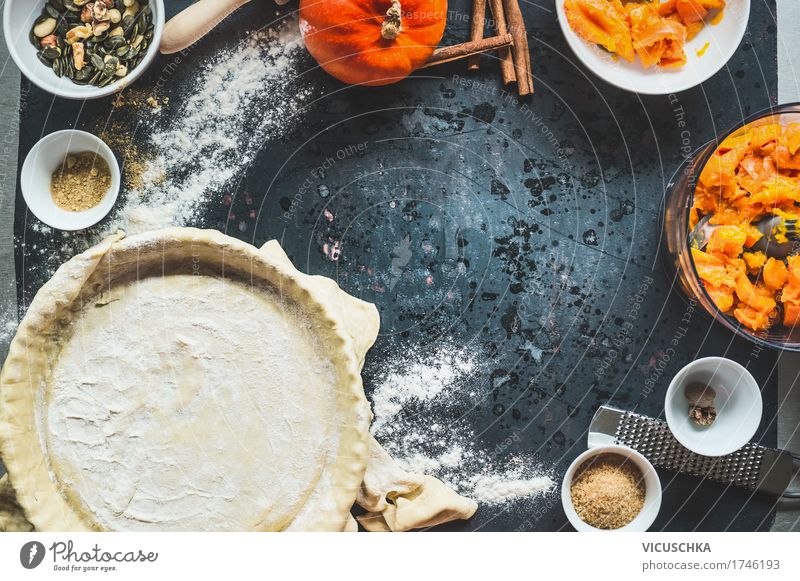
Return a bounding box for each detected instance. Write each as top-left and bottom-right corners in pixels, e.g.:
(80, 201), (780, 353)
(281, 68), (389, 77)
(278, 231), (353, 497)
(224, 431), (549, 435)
(556, 0), (750, 95)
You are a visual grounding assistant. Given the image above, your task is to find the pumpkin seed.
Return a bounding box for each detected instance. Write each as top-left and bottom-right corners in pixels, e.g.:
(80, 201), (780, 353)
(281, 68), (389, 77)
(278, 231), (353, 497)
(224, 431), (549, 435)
(109, 34), (128, 47)
(74, 67), (92, 81)
(42, 46), (62, 60)
(30, 0), (152, 86)
(90, 53), (105, 70)
(102, 55), (119, 75)
(33, 17), (57, 38)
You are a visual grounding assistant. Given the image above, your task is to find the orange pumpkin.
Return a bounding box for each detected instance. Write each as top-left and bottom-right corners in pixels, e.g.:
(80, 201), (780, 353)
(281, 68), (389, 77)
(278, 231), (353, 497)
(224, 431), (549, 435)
(299, 0), (447, 86)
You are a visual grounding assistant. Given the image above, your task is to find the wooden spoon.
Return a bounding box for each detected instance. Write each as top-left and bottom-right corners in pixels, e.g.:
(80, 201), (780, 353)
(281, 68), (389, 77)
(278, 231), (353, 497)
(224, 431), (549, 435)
(160, 0), (291, 55)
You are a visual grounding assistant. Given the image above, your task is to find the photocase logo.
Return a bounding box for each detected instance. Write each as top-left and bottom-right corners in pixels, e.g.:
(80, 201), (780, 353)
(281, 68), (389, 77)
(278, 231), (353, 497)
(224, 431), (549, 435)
(20, 541), (46, 569)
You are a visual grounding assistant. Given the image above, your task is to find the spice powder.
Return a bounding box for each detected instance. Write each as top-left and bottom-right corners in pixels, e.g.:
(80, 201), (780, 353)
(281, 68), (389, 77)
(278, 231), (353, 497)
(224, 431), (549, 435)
(50, 151), (112, 212)
(570, 453), (646, 529)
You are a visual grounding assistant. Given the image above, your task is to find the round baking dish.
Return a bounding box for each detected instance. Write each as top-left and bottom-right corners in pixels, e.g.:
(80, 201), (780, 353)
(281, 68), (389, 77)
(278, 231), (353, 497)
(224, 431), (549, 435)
(661, 103), (800, 351)
(0, 228), (370, 531)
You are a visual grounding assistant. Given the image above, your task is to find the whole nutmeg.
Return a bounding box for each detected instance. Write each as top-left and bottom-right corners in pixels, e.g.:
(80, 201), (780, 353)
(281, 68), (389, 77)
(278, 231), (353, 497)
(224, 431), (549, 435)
(684, 382), (716, 408)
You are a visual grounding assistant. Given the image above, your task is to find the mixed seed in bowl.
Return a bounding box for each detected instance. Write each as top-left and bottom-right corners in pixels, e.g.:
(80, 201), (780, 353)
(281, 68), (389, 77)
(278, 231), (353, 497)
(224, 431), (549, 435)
(30, 0), (154, 87)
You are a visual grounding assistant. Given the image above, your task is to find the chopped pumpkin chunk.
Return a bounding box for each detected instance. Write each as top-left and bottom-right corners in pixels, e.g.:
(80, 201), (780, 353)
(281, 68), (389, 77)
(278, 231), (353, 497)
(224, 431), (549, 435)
(743, 251), (767, 273)
(763, 257), (787, 290)
(564, 0), (634, 62)
(676, 0), (708, 23)
(691, 122), (800, 332)
(706, 225), (746, 258)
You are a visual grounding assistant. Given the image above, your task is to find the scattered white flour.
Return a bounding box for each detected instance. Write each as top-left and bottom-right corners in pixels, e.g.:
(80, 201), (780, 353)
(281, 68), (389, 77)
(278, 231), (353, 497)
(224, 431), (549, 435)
(102, 21), (309, 237)
(368, 344), (554, 505)
(13, 21), (311, 339)
(370, 352), (476, 432)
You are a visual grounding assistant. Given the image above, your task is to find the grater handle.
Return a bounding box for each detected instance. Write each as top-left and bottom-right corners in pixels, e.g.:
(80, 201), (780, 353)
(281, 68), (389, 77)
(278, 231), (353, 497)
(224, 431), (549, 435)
(782, 452), (800, 499)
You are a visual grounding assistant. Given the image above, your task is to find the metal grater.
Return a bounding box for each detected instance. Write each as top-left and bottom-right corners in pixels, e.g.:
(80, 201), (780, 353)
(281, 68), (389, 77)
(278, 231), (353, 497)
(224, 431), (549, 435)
(589, 405), (799, 497)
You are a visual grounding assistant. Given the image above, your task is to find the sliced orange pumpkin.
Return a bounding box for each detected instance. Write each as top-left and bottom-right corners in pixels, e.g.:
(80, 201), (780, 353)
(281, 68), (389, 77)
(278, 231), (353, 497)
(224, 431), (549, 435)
(705, 225), (747, 258)
(564, 0), (635, 62)
(783, 303), (800, 327)
(782, 123), (800, 155)
(627, 3), (687, 68)
(743, 251), (766, 273)
(734, 305), (772, 331)
(675, 0), (708, 23)
(706, 284), (734, 311)
(763, 257), (787, 290)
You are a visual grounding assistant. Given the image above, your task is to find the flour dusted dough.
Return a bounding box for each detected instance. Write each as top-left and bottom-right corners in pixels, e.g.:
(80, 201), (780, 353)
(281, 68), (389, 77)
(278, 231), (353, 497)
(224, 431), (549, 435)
(0, 229), (369, 531)
(0, 230), (475, 532)
(47, 276), (342, 531)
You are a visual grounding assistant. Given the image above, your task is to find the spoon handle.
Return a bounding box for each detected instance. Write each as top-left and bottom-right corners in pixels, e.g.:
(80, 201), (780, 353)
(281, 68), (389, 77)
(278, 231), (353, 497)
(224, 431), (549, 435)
(160, 0), (252, 55)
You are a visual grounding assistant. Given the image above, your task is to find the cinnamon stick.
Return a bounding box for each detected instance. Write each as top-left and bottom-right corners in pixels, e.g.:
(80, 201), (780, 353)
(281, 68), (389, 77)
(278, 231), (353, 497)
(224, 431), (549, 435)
(489, 0), (515, 84)
(502, 0), (533, 95)
(467, 0), (487, 71)
(422, 34), (514, 69)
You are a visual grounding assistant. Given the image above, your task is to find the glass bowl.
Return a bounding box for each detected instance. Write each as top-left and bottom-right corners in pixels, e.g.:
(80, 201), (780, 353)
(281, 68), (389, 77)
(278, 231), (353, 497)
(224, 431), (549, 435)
(661, 103), (800, 351)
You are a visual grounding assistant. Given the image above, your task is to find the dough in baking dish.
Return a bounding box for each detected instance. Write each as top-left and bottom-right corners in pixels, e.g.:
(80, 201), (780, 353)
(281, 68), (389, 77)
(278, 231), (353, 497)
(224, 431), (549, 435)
(0, 229), (370, 531)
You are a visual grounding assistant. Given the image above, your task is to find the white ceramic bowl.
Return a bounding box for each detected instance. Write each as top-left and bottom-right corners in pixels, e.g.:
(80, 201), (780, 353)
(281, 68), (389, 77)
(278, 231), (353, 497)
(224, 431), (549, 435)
(665, 357), (762, 456)
(555, 0), (750, 95)
(21, 130), (120, 230)
(562, 444), (662, 532)
(3, 0), (164, 100)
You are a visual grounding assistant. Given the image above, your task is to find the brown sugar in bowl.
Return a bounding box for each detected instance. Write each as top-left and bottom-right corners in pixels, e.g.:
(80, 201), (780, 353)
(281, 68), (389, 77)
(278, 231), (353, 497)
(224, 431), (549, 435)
(561, 445), (662, 532)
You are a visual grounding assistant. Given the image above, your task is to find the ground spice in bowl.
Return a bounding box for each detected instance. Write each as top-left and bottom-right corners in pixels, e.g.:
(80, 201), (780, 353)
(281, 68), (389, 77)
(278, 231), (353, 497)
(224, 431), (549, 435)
(50, 152), (112, 212)
(570, 453), (646, 529)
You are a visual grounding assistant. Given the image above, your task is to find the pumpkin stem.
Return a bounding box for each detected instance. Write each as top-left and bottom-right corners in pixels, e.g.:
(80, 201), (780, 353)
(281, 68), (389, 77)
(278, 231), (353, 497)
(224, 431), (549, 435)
(381, 0), (402, 40)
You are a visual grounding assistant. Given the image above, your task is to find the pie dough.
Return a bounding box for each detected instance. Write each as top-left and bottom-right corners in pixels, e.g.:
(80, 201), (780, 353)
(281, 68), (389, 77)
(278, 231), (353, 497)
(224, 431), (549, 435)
(0, 229), (477, 531)
(260, 241), (478, 531)
(0, 229), (370, 531)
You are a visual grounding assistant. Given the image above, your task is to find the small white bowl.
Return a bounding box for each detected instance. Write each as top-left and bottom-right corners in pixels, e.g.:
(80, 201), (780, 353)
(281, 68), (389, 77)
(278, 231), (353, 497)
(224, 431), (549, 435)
(555, 0), (750, 95)
(3, 0), (165, 100)
(665, 357), (762, 457)
(21, 130), (120, 231)
(562, 444), (661, 532)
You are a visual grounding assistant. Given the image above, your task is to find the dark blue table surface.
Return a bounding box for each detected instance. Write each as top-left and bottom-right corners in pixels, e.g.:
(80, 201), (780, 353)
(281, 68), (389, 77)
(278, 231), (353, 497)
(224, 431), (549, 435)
(12, 0), (781, 531)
